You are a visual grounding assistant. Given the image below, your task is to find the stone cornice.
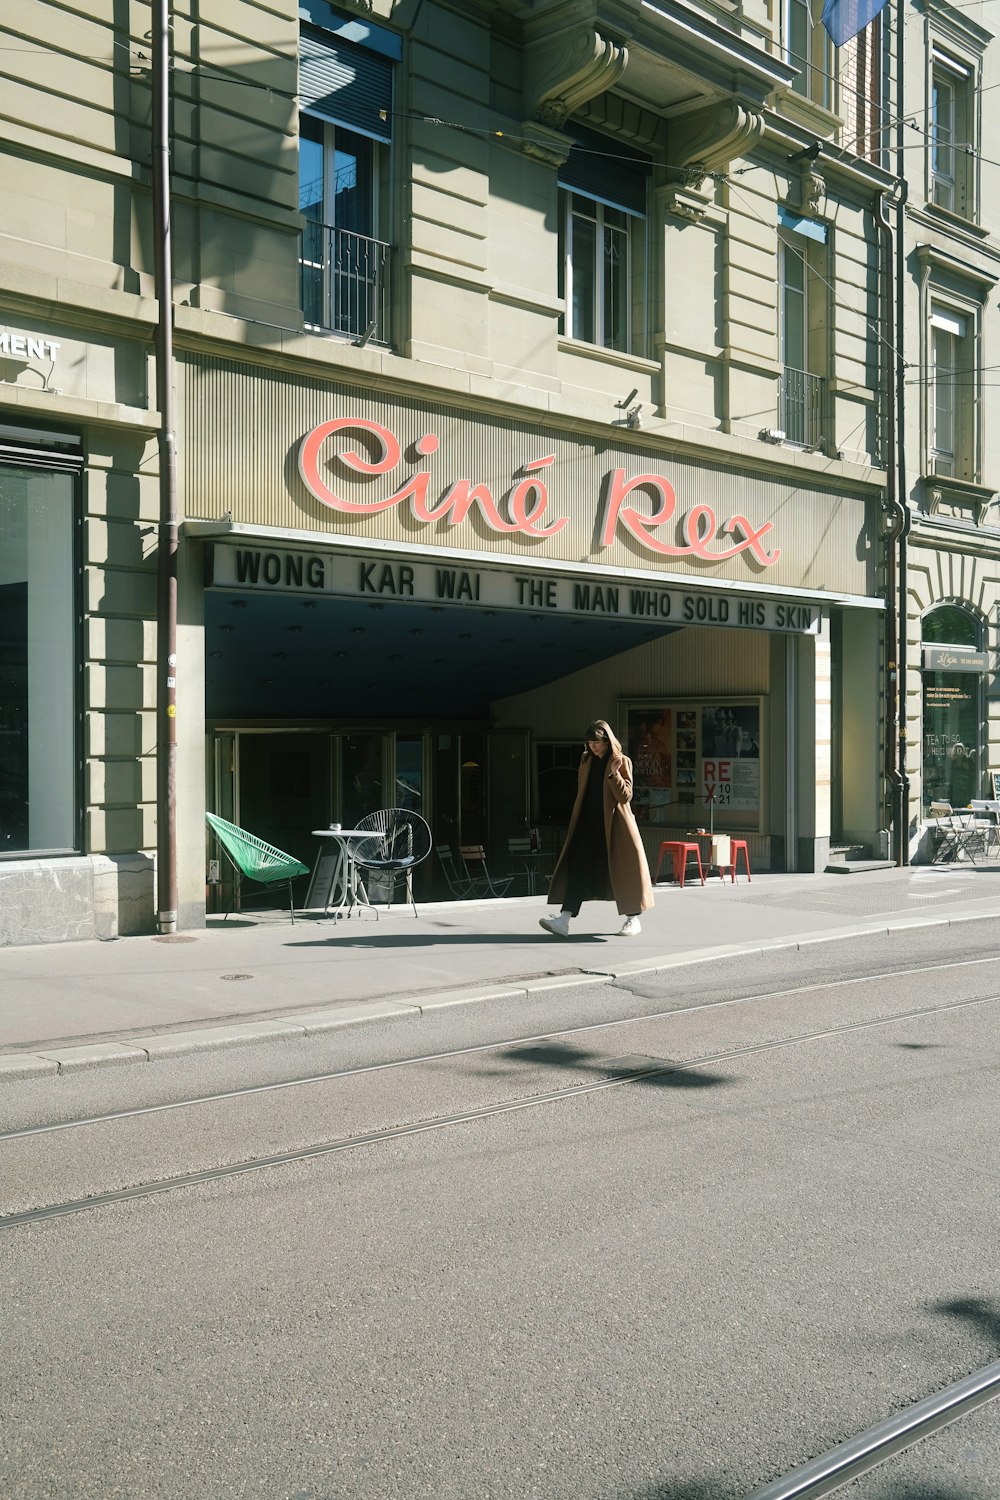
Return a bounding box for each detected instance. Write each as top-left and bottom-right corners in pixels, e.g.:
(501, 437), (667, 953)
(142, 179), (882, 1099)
(757, 113), (898, 200)
(914, 242), (999, 295)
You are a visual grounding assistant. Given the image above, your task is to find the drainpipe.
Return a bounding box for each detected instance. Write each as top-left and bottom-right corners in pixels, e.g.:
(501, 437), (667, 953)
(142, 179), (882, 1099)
(891, 2), (911, 865)
(153, 0), (178, 932)
(874, 188), (910, 865)
(894, 169), (911, 866)
(873, 86), (911, 865)
(874, 191), (902, 861)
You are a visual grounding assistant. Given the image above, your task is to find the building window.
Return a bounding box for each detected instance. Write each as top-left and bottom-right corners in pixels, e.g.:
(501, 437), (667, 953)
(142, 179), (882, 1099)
(931, 52), (974, 218)
(786, 0), (832, 109)
(0, 457), (79, 856)
(298, 9), (399, 342)
(929, 304), (974, 479)
(921, 605), (984, 813)
(557, 126), (649, 356)
(778, 210), (829, 448)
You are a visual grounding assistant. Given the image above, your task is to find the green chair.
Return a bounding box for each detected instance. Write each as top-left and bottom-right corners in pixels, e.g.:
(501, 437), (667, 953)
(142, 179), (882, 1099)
(205, 812), (309, 924)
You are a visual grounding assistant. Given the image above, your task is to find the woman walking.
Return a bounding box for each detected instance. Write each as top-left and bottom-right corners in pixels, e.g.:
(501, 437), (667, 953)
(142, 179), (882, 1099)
(540, 718), (654, 938)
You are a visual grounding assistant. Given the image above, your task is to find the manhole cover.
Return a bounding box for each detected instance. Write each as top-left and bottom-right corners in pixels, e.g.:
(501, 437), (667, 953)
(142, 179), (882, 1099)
(152, 935), (199, 944)
(222, 973), (254, 981)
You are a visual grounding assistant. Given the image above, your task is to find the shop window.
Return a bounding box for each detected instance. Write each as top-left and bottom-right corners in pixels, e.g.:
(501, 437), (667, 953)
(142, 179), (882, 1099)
(785, 0), (832, 109)
(921, 605), (984, 812)
(929, 303), (975, 479)
(557, 125), (649, 356)
(931, 51), (975, 219)
(298, 7), (399, 343)
(0, 461), (78, 855)
(625, 700), (762, 829)
(778, 210), (829, 449)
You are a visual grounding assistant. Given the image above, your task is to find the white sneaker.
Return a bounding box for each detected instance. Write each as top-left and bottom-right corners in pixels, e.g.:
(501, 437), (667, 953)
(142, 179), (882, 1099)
(539, 913), (571, 937)
(617, 916), (641, 936)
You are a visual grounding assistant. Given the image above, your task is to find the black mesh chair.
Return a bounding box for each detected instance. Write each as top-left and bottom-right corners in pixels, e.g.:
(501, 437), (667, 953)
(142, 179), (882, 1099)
(352, 808), (432, 917)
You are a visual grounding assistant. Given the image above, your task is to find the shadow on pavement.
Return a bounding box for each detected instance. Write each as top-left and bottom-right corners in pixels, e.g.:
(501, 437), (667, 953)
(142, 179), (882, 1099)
(480, 1038), (734, 1092)
(935, 1295), (1000, 1355)
(287, 932), (614, 948)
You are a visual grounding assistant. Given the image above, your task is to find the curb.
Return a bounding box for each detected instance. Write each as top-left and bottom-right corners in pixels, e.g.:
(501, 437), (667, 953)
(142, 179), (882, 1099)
(1, 906), (996, 1082)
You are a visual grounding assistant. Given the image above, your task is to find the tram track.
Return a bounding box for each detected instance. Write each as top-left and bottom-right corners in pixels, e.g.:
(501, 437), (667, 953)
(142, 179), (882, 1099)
(5, 950), (1000, 1144)
(740, 1356), (1000, 1498)
(3, 984), (999, 1230)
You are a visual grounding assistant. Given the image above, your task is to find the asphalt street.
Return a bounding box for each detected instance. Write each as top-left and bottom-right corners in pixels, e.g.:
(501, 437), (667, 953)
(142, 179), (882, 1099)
(3, 923), (1000, 1498)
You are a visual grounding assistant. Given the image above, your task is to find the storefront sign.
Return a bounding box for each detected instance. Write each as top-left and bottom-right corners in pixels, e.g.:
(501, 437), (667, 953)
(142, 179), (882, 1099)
(211, 544), (820, 634)
(0, 329), (60, 361)
(297, 419), (781, 567)
(922, 645), (990, 673)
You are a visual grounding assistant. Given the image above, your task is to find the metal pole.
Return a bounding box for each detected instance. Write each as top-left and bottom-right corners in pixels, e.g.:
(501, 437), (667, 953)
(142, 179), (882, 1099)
(893, 6), (911, 864)
(152, 0), (178, 932)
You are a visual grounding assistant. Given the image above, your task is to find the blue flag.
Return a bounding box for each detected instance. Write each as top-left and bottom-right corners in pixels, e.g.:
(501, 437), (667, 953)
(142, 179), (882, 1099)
(821, 0), (889, 46)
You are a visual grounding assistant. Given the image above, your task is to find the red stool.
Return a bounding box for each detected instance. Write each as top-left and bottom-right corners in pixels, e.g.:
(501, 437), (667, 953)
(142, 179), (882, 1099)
(654, 840), (705, 888)
(720, 838), (751, 882)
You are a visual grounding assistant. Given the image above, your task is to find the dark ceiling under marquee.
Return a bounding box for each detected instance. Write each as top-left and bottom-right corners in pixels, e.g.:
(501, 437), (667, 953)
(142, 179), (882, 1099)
(204, 589), (679, 721)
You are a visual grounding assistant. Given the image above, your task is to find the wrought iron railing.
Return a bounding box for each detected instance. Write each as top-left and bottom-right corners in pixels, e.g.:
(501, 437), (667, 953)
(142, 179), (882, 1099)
(779, 366), (826, 449)
(300, 222), (392, 344)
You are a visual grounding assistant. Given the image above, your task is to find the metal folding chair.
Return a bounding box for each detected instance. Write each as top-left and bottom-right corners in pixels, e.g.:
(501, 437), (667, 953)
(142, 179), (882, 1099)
(969, 801), (1000, 860)
(435, 844), (477, 898)
(459, 846), (514, 898)
(930, 801), (981, 863)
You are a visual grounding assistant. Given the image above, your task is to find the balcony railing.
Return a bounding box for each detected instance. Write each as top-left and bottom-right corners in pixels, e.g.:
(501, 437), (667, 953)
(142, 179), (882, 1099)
(300, 222), (392, 345)
(779, 366), (825, 449)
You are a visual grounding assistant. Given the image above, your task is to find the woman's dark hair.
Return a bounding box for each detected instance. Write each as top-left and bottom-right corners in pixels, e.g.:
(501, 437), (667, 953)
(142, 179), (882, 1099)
(584, 722), (608, 744)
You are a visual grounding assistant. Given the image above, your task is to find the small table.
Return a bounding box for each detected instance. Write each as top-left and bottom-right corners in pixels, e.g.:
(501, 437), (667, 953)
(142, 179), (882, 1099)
(521, 851), (551, 896)
(305, 829), (374, 916)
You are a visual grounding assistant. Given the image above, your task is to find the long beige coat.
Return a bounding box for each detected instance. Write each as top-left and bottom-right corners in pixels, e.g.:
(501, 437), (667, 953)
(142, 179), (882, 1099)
(547, 720), (655, 916)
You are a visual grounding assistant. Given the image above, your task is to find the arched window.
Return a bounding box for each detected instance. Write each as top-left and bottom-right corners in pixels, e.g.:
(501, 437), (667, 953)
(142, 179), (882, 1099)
(921, 605), (980, 647)
(921, 605), (985, 811)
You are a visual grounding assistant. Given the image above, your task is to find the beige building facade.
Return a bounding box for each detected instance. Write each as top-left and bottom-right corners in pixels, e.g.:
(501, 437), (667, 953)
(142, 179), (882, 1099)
(1, 0), (899, 944)
(893, 1), (1000, 853)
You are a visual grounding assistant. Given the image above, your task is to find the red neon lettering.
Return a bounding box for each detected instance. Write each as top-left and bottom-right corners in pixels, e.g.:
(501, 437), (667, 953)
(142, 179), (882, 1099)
(297, 422), (780, 566)
(298, 418), (404, 513)
(602, 470), (780, 566)
(601, 471), (688, 554)
(415, 480), (518, 532)
(726, 515), (781, 566)
(508, 456), (568, 538)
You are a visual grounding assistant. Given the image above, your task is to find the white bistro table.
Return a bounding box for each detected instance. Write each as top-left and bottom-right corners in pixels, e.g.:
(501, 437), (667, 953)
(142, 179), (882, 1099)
(304, 828), (374, 916)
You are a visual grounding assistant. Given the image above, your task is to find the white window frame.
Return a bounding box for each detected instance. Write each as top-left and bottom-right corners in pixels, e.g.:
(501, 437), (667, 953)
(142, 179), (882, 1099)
(928, 302), (977, 481)
(778, 213), (830, 448)
(559, 188), (645, 356)
(785, 0), (833, 109)
(930, 47), (976, 220)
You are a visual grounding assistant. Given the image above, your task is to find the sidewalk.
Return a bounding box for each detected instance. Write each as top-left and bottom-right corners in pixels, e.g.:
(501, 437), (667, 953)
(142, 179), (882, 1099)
(2, 863), (998, 1079)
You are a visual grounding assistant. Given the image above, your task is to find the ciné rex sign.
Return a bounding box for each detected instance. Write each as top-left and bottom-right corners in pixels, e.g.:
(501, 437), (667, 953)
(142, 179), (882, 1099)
(297, 418), (782, 569)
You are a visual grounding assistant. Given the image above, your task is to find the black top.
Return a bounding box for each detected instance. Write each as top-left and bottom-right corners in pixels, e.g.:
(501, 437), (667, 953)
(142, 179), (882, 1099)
(564, 755), (610, 903)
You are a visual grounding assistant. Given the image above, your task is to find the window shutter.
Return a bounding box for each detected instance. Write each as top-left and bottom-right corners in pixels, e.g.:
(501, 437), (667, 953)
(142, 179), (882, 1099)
(931, 307), (967, 337)
(300, 26), (392, 143)
(778, 205), (828, 243)
(557, 126), (648, 217)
